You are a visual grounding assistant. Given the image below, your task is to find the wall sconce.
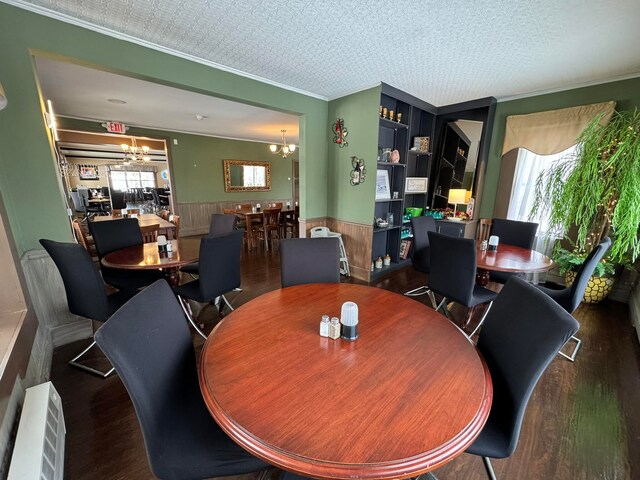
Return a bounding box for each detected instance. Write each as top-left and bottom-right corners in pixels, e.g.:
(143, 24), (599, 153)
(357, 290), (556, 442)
(332, 118), (349, 147)
(350, 156), (366, 185)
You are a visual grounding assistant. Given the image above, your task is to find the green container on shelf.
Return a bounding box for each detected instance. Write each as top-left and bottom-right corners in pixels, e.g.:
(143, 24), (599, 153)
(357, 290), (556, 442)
(405, 207), (423, 217)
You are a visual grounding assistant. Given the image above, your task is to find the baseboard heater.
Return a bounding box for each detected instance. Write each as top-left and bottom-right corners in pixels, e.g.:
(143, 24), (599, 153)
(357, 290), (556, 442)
(8, 382), (65, 480)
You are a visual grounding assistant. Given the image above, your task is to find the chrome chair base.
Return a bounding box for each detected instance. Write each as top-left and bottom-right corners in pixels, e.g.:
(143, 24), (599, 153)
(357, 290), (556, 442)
(68, 339), (115, 378)
(404, 285), (431, 297)
(558, 335), (581, 362)
(483, 456), (498, 480)
(469, 302), (494, 338)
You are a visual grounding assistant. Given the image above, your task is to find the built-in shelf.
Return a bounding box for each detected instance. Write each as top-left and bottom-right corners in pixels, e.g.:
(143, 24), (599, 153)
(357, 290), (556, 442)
(370, 258), (411, 280)
(379, 117), (408, 129)
(375, 198), (403, 203)
(373, 225), (401, 233)
(377, 162), (406, 168)
(408, 150), (432, 156)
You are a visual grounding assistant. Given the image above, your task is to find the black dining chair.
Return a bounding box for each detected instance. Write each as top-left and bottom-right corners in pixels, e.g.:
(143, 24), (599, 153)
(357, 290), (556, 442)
(40, 239), (137, 377)
(428, 231), (497, 335)
(94, 280), (269, 479)
(404, 216), (436, 297)
(463, 277), (579, 479)
(88, 217), (163, 292)
(110, 190), (127, 210)
(489, 218), (539, 284)
(173, 230), (244, 338)
(280, 237), (340, 288)
(180, 213), (238, 277)
(535, 236), (611, 361)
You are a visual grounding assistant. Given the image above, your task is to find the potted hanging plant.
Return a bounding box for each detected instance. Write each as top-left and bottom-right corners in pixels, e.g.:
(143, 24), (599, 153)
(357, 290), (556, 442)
(531, 108), (640, 302)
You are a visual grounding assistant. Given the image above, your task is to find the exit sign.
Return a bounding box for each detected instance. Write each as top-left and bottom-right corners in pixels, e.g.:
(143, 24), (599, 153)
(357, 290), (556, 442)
(104, 121), (127, 134)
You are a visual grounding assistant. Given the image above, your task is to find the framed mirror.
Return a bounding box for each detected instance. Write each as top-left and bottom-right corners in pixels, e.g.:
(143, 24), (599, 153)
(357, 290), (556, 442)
(223, 160), (271, 192)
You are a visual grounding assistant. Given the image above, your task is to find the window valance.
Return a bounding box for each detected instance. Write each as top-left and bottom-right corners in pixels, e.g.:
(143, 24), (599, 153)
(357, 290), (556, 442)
(501, 101), (616, 156)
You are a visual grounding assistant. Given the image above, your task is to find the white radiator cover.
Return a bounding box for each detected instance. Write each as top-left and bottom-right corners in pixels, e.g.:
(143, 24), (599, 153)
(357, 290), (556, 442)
(8, 382), (65, 480)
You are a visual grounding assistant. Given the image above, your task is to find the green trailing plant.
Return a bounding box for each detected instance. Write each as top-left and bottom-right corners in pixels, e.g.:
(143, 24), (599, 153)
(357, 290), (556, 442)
(531, 108), (640, 272)
(553, 245), (615, 277)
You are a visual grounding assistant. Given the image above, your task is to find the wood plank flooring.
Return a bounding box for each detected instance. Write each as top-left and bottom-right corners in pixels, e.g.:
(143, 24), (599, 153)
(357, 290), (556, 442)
(51, 242), (640, 480)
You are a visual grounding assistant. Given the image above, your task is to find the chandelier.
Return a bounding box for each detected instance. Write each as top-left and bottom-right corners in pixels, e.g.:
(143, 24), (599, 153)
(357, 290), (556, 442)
(269, 129), (296, 158)
(121, 137), (151, 165)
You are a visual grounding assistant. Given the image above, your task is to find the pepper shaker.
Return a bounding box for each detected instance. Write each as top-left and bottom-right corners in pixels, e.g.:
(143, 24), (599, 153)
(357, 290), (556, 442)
(329, 317), (341, 339)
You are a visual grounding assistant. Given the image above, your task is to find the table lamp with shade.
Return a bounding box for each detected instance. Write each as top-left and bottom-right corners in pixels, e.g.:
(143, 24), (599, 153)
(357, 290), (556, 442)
(448, 189), (467, 215)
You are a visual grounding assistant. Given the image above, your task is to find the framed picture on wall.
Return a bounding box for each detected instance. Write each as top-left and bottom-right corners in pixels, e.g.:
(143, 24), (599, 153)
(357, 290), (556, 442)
(405, 177), (429, 194)
(375, 169), (391, 200)
(78, 165), (99, 180)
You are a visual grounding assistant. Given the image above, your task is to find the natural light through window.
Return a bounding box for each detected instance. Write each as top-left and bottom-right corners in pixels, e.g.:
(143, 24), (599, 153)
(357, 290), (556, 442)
(109, 170), (156, 191)
(508, 144), (578, 238)
(242, 165), (266, 187)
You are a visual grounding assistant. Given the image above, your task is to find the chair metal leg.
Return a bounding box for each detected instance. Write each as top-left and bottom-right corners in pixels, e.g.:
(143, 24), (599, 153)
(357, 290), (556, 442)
(482, 457), (497, 480)
(68, 339), (115, 378)
(558, 335), (581, 362)
(434, 297), (453, 320)
(469, 301), (494, 338)
(404, 285), (430, 297)
(177, 295), (207, 339)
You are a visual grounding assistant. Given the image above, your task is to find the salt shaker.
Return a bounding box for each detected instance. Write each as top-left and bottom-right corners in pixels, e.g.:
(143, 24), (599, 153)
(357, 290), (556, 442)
(329, 317), (341, 339)
(319, 315), (330, 337)
(166, 240), (173, 253)
(480, 240), (488, 251)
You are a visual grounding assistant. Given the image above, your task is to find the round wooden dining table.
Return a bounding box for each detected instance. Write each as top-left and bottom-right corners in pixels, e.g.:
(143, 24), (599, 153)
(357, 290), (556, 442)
(476, 244), (553, 286)
(101, 237), (200, 287)
(199, 283), (493, 479)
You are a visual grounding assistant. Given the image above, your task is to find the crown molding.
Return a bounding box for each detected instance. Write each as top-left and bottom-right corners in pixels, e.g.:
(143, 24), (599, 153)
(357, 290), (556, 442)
(327, 83), (382, 101)
(3, 0), (328, 101)
(496, 71), (640, 103)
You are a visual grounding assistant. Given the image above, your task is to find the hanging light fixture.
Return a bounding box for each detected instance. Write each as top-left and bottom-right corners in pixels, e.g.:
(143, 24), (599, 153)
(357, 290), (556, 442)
(269, 129), (296, 158)
(121, 136), (151, 165)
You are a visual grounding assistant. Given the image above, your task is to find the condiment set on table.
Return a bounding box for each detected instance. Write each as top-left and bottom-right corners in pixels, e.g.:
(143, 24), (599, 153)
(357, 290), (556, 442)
(319, 301), (359, 341)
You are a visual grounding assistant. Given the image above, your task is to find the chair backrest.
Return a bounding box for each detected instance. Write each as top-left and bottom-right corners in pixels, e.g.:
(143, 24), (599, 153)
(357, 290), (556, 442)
(101, 186), (110, 197)
(410, 216), (436, 270)
(140, 223), (160, 243)
(88, 218), (143, 258)
(280, 237), (340, 288)
(198, 230), (244, 300)
(566, 237), (612, 313)
(310, 226), (330, 237)
(95, 280), (215, 479)
(428, 231), (477, 306)
(40, 239), (109, 321)
(209, 213), (237, 235)
(490, 218), (538, 249)
(263, 207), (281, 227)
(476, 218), (492, 243)
(127, 208), (140, 215)
(475, 277), (579, 457)
(110, 190), (127, 210)
(72, 220), (91, 252)
(151, 188), (161, 205)
(170, 214), (180, 238)
(77, 188), (90, 207)
(69, 191), (85, 212)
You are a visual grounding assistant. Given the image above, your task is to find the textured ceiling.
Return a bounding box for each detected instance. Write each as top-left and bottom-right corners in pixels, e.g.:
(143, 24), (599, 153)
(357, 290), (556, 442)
(13, 0), (640, 105)
(35, 57), (300, 143)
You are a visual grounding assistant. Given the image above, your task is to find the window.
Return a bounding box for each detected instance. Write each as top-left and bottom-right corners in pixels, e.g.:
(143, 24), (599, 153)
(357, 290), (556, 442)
(507, 145), (577, 237)
(109, 169), (156, 190)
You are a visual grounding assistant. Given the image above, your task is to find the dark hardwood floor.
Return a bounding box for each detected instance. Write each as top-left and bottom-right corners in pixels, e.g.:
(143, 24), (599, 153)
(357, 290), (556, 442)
(51, 241), (640, 480)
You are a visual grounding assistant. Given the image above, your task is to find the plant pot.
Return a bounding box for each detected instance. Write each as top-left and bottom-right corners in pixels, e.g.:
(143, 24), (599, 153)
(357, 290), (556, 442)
(565, 271), (616, 304)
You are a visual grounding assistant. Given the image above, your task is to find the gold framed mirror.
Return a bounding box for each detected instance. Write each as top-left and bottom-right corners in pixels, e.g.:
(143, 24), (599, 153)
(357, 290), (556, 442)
(223, 160), (271, 192)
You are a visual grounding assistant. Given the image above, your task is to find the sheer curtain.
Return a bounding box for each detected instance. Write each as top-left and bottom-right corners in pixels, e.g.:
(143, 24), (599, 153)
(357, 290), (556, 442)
(507, 145), (577, 282)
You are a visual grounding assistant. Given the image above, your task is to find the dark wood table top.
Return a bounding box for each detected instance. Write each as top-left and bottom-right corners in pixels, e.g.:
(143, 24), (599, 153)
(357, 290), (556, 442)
(92, 213), (175, 230)
(101, 238), (199, 270)
(477, 244), (553, 273)
(199, 283), (492, 479)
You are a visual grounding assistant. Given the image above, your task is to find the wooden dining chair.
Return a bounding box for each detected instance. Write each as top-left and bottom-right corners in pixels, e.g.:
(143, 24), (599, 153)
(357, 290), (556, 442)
(159, 210), (170, 221)
(245, 212), (264, 249)
(72, 220), (97, 259)
(476, 218), (492, 243)
(280, 209), (297, 238)
(127, 208), (141, 215)
(111, 209), (123, 217)
(169, 214), (180, 239)
(140, 223), (160, 243)
(258, 207), (281, 251)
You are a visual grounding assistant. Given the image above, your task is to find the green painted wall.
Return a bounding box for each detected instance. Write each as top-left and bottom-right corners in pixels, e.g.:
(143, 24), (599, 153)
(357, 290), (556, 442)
(480, 76), (640, 218)
(58, 118), (295, 203)
(0, 3), (327, 254)
(327, 86), (381, 224)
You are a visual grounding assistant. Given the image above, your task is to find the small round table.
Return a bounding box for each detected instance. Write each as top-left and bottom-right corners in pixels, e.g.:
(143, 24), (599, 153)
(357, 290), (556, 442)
(101, 238), (200, 287)
(199, 284), (493, 479)
(476, 244), (553, 286)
